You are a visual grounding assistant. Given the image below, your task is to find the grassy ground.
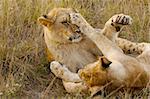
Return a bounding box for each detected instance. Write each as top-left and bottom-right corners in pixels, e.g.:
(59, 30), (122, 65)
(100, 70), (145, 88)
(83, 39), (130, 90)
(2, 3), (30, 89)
(0, 0), (150, 98)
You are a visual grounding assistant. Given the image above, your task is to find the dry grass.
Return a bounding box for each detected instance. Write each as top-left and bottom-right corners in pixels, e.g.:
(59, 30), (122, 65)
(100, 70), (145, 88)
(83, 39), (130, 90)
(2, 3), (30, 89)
(0, 0), (150, 98)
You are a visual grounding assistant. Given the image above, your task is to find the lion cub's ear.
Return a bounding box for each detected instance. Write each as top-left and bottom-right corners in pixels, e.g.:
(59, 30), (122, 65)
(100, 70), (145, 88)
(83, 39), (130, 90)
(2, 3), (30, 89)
(99, 56), (112, 68)
(38, 15), (54, 26)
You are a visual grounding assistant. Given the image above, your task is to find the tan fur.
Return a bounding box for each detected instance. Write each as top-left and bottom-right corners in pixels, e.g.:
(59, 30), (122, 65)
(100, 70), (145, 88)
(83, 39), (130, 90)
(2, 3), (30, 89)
(62, 81), (88, 93)
(70, 13), (150, 56)
(46, 47), (54, 61)
(38, 8), (101, 94)
(50, 61), (82, 83)
(78, 57), (150, 97)
(78, 57), (109, 87)
(38, 8), (102, 73)
(70, 12), (150, 91)
(116, 38), (150, 55)
(38, 8), (146, 73)
(38, 8), (150, 95)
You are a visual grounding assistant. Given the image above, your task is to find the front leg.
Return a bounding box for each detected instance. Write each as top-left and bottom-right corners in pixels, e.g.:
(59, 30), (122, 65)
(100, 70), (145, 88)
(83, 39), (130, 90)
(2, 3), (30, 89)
(69, 13), (149, 56)
(50, 61), (82, 83)
(70, 12), (124, 58)
(70, 13), (132, 42)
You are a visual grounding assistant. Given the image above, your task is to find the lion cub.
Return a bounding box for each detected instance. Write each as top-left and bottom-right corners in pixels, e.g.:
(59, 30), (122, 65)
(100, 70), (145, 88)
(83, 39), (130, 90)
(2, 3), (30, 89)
(70, 12), (150, 91)
(38, 8), (102, 73)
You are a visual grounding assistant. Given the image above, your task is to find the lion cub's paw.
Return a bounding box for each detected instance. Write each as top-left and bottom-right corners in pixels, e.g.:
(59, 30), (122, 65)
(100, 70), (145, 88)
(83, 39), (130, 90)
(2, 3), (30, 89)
(70, 13), (84, 26)
(50, 61), (82, 82)
(105, 14), (132, 32)
(110, 14), (132, 26)
(50, 61), (65, 77)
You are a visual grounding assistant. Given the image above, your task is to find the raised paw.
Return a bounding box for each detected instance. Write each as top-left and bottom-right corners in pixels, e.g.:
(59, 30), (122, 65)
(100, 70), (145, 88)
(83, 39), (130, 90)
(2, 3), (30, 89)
(105, 14), (132, 32)
(110, 14), (132, 26)
(69, 13), (86, 27)
(69, 13), (95, 35)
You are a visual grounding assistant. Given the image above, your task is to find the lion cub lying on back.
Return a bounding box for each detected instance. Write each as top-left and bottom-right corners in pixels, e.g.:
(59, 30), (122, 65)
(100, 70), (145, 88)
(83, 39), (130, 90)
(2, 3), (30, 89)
(70, 12), (150, 95)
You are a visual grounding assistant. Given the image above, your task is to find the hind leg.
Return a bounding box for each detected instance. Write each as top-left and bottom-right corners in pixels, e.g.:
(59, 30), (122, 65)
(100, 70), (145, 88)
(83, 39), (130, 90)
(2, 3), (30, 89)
(50, 61), (89, 93)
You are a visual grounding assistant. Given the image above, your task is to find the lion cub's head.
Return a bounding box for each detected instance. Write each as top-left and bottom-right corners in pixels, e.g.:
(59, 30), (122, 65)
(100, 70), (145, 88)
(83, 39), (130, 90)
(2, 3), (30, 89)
(38, 8), (83, 43)
(78, 56), (112, 87)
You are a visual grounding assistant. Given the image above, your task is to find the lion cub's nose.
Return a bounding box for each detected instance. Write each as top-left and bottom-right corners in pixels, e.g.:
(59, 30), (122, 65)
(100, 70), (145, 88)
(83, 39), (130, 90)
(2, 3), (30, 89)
(43, 15), (48, 18)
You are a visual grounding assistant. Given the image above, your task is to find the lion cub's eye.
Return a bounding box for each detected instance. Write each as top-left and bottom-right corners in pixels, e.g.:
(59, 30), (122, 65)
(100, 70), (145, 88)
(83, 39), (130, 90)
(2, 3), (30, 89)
(61, 21), (68, 24)
(61, 21), (70, 27)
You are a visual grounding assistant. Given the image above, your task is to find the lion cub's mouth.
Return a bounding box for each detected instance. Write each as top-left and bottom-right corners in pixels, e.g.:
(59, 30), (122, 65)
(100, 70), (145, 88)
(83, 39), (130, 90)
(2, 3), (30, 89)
(67, 28), (83, 43)
(68, 33), (83, 42)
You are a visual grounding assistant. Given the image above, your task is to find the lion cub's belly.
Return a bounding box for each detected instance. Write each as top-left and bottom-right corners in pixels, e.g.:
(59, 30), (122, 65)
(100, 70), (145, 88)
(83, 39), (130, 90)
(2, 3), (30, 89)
(55, 48), (98, 73)
(51, 41), (100, 72)
(66, 50), (98, 73)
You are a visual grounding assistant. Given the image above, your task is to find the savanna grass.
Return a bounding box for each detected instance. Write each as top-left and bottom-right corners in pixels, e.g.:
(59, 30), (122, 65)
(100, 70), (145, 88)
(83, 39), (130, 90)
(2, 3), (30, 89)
(0, 0), (149, 98)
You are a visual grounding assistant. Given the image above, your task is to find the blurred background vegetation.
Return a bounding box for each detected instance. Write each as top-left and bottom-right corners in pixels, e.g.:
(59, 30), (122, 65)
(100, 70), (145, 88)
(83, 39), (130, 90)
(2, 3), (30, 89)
(0, 0), (150, 98)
